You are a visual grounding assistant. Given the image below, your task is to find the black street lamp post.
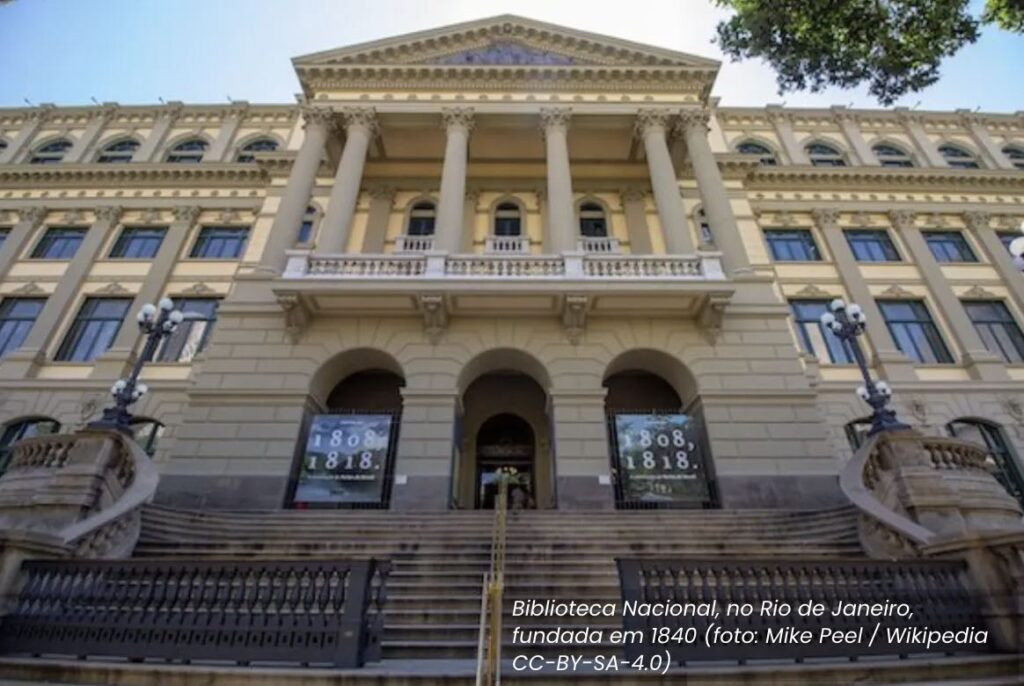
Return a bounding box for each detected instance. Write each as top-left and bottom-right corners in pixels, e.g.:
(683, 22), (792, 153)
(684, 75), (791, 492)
(89, 297), (183, 435)
(820, 298), (909, 436)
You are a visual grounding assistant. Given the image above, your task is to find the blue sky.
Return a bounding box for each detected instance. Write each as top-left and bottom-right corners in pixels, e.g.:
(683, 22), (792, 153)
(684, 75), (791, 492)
(0, 0), (1021, 112)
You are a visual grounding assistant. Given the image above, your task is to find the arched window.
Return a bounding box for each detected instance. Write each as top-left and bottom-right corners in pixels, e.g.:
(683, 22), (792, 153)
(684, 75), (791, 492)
(736, 140), (777, 166)
(844, 418), (874, 452)
(579, 202), (607, 237)
(236, 138), (278, 163)
(166, 138), (208, 164)
(493, 202), (522, 237)
(407, 201), (436, 236)
(297, 205), (319, 244)
(1002, 145), (1024, 170)
(805, 142), (846, 167)
(0, 416), (60, 473)
(947, 418), (1024, 508)
(29, 139), (72, 164)
(938, 144), (980, 169)
(130, 417), (165, 457)
(96, 139), (139, 163)
(872, 143), (914, 168)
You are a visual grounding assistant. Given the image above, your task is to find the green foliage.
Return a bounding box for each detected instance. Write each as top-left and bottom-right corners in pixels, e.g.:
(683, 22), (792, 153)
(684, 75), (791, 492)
(714, 0), (988, 105)
(983, 0), (1024, 31)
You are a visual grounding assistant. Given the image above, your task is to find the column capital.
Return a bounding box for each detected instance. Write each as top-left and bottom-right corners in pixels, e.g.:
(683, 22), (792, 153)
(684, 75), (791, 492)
(963, 211), (991, 232)
(160, 101), (185, 119)
(810, 207), (842, 229)
(90, 102), (119, 122)
(172, 205), (202, 225)
(26, 103), (56, 123)
(619, 187), (646, 202)
(539, 107), (572, 133)
(633, 108), (673, 138)
(299, 105), (335, 131)
(888, 210), (917, 231)
(341, 107), (378, 136)
(675, 107), (711, 135)
(441, 107), (475, 133)
(94, 205), (124, 224)
(15, 206), (47, 228)
(367, 184), (397, 201)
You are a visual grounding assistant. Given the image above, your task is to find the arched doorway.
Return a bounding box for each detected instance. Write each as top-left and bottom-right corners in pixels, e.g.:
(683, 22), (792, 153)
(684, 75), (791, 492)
(288, 350), (405, 509)
(475, 413), (536, 509)
(603, 350), (718, 509)
(454, 349), (554, 510)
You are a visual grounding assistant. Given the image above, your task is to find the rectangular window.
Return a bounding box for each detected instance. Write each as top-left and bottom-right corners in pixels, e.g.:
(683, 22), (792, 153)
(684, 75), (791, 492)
(763, 229), (822, 261)
(0, 298), (45, 357)
(964, 300), (1024, 364)
(845, 229), (901, 262)
(55, 298), (131, 362)
(31, 227), (87, 259)
(789, 300), (853, 363)
(297, 220), (314, 244)
(109, 227), (167, 259)
(155, 298), (219, 363)
(189, 227), (249, 259)
(879, 300), (953, 364)
(924, 231), (977, 263)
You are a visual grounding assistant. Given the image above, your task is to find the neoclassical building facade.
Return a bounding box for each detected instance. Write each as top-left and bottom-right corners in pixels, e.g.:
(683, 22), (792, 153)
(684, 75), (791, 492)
(1, 15), (1023, 512)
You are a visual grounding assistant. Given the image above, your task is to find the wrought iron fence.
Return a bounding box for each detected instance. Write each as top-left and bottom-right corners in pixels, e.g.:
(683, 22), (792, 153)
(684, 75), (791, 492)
(617, 558), (992, 663)
(0, 558), (390, 667)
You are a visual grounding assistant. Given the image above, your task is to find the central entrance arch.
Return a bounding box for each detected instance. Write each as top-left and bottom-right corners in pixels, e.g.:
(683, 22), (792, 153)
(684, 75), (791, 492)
(453, 349), (554, 509)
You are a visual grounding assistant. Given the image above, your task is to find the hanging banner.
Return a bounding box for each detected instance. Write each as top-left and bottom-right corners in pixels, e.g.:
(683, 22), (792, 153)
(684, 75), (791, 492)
(291, 414), (395, 506)
(611, 413), (711, 506)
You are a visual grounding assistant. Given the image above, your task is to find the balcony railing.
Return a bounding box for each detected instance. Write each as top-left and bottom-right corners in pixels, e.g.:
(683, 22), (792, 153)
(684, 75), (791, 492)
(284, 250), (725, 281)
(577, 236), (620, 253)
(484, 235), (530, 254)
(394, 234), (435, 252)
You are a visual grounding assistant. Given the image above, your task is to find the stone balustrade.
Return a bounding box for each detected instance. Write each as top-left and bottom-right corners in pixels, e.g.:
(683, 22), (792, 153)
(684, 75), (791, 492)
(577, 235), (620, 254)
(484, 235), (530, 254)
(394, 234), (435, 253)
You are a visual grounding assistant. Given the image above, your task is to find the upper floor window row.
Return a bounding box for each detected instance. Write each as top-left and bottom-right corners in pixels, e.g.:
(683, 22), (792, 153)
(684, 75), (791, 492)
(872, 144), (915, 168)
(736, 141), (777, 166)
(190, 226), (249, 259)
(0, 298), (45, 358)
(236, 138), (278, 163)
(29, 139), (72, 164)
(1003, 145), (1024, 170)
(166, 138), (208, 164)
(96, 139), (139, 163)
(31, 227), (86, 259)
(845, 229), (901, 262)
(805, 142), (846, 167)
(110, 227), (167, 259)
(924, 230), (977, 263)
(938, 144), (981, 169)
(764, 229), (821, 261)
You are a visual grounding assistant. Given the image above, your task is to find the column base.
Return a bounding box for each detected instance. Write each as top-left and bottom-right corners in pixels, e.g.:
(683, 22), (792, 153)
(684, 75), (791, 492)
(0, 349), (45, 380)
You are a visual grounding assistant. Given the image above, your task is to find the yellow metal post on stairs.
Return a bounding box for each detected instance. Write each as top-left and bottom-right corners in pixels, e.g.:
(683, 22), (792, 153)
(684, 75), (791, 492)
(476, 470), (510, 686)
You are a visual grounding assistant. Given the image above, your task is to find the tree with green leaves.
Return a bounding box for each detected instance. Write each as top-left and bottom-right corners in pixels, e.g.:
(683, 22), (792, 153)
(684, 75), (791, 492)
(715, 0), (1024, 105)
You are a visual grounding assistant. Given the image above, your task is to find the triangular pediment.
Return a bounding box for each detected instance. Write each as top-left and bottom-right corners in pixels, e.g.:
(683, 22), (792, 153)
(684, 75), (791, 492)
(294, 15), (719, 69)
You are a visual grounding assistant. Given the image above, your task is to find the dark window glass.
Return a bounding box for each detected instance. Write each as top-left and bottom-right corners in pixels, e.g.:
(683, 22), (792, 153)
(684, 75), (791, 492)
(0, 298), (45, 357)
(845, 419), (874, 451)
(96, 139), (139, 163)
(845, 229), (900, 262)
(190, 227), (249, 259)
(878, 300), (953, 364)
(998, 232), (1019, 252)
(297, 206), (317, 244)
(109, 227), (166, 259)
(29, 139), (72, 164)
(964, 301), (1024, 363)
(31, 227), (86, 259)
(805, 143), (846, 167)
(947, 419), (1024, 509)
(0, 228), (9, 250)
(55, 298), (131, 362)
(131, 418), (165, 456)
(579, 202), (607, 237)
(736, 141), (777, 166)
(939, 144), (980, 169)
(0, 417), (60, 473)
(1003, 146), (1024, 170)
(924, 231), (977, 263)
(236, 138), (278, 163)
(872, 144), (914, 168)
(790, 300), (853, 363)
(764, 229), (821, 261)
(156, 298), (219, 363)
(166, 138), (207, 163)
(407, 202), (436, 237)
(494, 202), (521, 236)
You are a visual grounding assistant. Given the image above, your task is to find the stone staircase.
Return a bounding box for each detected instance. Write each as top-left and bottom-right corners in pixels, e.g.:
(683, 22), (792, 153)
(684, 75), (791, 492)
(136, 504), (863, 662)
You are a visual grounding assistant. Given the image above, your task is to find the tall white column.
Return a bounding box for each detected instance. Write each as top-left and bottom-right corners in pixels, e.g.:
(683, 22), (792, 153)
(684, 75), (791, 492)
(317, 108), (377, 255)
(540, 108), (576, 254)
(258, 106), (332, 271)
(677, 109), (751, 274)
(435, 108), (474, 253)
(636, 109), (694, 254)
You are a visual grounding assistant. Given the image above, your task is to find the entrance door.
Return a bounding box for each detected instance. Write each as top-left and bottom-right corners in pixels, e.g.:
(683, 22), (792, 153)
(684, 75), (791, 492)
(475, 413), (535, 509)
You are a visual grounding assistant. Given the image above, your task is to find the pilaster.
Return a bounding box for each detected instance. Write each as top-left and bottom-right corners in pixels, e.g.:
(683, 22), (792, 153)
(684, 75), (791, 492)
(132, 102), (183, 163)
(957, 110), (1015, 170)
(362, 185), (396, 253)
(619, 188), (652, 254)
(965, 212), (1024, 314)
(1, 105), (55, 164)
(0, 207), (47, 281)
(832, 107), (877, 166)
(548, 388), (614, 510)
(765, 105), (807, 164)
(207, 101), (250, 162)
(64, 103), (118, 163)
(896, 110), (946, 167)
(390, 389), (458, 511)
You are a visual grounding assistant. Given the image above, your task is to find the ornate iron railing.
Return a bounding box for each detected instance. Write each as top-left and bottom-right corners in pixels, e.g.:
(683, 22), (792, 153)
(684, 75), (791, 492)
(617, 558), (990, 664)
(0, 558), (390, 667)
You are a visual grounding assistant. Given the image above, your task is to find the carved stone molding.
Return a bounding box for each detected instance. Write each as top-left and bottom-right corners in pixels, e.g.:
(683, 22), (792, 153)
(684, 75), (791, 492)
(810, 207), (841, 228)
(879, 284), (916, 298)
(172, 205), (201, 225)
(11, 281), (44, 295)
(218, 209), (241, 224)
(633, 108), (673, 138)
(962, 284), (998, 299)
(300, 105), (335, 130)
(341, 107), (379, 136)
(850, 211), (872, 227)
(368, 185), (397, 201)
(182, 282), (215, 295)
(64, 210), (85, 225)
(441, 107), (475, 133)
(95, 282), (129, 295)
(277, 293), (310, 344)
(999, 395), (1024, 424)
(619, 187), (646, 203)
(539, 107), (572, 133)
(676, 107), (711, 134)
(697, 293), (729, 345)
(794, 284), (835, 299)
(888, 210), (917, 231)
(419, 294), (448, 344)
(562, 295), (588, 345)
(94, 205), (124, 224)
(962, 211), (991, 232)
(139, 209), (162, 225)
(15, 206), (47, 228)
(773, 210), (797, 226)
